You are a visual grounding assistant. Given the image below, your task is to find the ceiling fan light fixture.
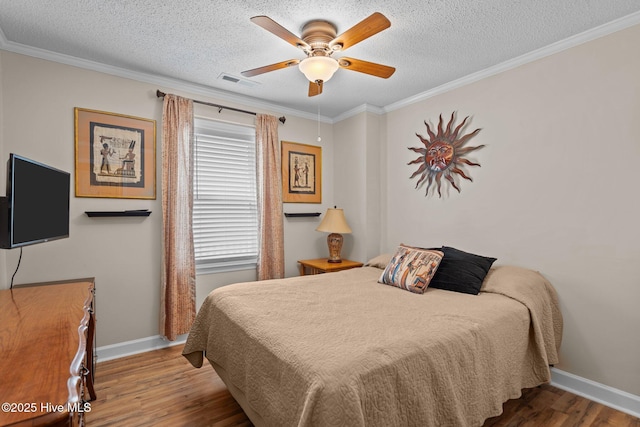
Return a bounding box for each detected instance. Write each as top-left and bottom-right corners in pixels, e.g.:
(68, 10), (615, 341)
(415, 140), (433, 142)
(299, 56), (339, 83)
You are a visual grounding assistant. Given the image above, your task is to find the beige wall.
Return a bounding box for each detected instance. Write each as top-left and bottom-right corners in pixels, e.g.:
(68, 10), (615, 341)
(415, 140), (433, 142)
(333, 111), (383, 263)
(376, 24), (639, 395)
(0, 51), (334, 346)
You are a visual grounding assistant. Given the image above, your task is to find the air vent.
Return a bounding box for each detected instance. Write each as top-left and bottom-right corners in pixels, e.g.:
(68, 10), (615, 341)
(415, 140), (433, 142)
(217, 73), (260, 88)
(222, 75), (239, 83)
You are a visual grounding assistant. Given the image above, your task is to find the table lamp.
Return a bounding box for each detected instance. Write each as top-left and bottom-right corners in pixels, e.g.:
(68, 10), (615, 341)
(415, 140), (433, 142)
(315, 207), (352, 263)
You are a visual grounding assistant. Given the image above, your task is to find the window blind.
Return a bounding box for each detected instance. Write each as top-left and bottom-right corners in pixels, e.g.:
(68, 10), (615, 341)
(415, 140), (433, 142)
(193, 118), (258, 274)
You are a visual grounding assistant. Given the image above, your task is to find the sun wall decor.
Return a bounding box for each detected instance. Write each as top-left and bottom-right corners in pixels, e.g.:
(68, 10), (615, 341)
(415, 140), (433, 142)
(408, 112), (484, 198)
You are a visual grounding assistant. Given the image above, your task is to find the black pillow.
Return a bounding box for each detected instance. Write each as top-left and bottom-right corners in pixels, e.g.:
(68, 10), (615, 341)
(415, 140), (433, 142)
(429, 246), (496, 295)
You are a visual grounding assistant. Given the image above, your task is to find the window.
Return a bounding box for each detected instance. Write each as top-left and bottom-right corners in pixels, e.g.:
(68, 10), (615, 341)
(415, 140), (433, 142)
(192, 118), (258, 274)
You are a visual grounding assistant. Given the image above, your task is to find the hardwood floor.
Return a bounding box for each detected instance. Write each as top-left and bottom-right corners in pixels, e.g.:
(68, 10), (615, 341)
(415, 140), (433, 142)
(86, 345), (639, 427)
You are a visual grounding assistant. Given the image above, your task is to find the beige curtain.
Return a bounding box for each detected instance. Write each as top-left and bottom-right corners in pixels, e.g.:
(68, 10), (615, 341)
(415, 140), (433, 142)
(256, 114), (284, 280)
(160, 94), (196, 341)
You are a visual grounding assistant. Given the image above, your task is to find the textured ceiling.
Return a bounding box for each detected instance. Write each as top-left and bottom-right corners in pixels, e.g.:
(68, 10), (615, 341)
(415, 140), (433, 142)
(1, 1), (640, 119)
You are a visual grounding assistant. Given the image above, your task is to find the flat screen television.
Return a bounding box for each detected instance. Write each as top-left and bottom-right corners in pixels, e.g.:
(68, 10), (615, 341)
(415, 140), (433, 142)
(0, 154), (70, 249)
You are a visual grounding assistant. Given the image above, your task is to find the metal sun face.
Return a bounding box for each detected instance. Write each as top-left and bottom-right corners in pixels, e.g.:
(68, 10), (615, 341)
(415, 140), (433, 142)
(408, 113), (485, 198)
(425, 141), (454, 172)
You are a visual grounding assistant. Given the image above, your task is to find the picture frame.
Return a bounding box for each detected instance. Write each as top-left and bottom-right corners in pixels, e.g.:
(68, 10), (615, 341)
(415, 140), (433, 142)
(281, 141), (321, 203)
(75, 108), (156, 199)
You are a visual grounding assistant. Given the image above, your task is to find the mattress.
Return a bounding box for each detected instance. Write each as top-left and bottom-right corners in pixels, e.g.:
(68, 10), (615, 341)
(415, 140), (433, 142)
(183, 265), (562, 427)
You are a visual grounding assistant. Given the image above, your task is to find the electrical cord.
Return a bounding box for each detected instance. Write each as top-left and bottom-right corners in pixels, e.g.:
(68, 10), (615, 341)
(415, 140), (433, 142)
(10, 247), (23, 290)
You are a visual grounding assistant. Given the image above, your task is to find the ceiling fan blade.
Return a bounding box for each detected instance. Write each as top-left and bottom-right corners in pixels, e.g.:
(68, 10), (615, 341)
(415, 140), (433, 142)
(338, 57), (395, 78)
(241, 59), (300, 77)
(329, 12), (391, 51)
(308, 80), (323, 97)
(250, 16), (310, 50)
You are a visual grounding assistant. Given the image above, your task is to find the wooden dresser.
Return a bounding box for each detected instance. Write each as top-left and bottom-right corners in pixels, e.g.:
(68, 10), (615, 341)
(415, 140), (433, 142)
(0, 278), (96, 427)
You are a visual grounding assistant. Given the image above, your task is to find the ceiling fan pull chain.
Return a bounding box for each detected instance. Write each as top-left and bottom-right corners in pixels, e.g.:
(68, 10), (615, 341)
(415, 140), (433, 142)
(317, 104), (322, 142)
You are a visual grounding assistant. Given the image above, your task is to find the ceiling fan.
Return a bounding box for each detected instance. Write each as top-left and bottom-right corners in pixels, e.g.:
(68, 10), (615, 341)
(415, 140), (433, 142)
(241, 12), (396, 97)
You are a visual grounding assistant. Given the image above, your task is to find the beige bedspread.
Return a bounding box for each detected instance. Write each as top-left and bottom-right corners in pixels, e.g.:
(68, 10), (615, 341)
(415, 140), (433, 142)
(183, 265), (562, 427)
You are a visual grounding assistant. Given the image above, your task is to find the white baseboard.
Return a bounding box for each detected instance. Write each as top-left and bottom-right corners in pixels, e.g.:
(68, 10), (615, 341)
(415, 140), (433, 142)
(96, 339), (640, 419)
(96, 334), (187, 362)
(551, 368), (640, 419)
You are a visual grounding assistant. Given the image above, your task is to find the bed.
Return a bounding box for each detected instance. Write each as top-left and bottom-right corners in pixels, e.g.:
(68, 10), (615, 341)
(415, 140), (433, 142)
(183, 252), (562, 427)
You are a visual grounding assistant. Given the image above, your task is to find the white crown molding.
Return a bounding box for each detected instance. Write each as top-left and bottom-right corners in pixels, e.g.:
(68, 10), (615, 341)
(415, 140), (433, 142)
(0, 37), (327, 123)
(332, 103), (385, 123)
(384, 11), (640, 113)
(2, 11), (640, 122)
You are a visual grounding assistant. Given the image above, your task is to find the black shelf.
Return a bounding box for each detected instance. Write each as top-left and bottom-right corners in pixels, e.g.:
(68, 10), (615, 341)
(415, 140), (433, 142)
(284, 212), (321, 218)
(85, 210), (151, 217)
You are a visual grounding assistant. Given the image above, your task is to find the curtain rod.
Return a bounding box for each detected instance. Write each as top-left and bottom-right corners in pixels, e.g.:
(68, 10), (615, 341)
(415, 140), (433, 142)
(156, 90), (285, 124)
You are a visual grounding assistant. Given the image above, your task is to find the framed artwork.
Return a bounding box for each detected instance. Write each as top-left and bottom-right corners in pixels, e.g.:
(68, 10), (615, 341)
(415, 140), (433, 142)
(281, 141), (321, 203)
(75, 108), (156, 199)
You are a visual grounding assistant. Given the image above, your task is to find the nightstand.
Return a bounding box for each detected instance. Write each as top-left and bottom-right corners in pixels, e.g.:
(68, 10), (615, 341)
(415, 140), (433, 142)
(298, 258), (364, 275)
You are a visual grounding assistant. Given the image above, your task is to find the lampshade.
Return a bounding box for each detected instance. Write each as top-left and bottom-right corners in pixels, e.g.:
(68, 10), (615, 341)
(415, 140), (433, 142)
(299, 56), (340, 83)
(316, 208), (352, 234)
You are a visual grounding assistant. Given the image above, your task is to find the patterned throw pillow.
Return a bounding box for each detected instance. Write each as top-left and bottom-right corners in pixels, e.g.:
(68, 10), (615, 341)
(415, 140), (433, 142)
(378, 245), (443, 294)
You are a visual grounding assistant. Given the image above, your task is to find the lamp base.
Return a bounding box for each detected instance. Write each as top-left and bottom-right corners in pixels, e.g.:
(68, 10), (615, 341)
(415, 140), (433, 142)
(326, 232), (344, 263)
